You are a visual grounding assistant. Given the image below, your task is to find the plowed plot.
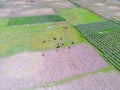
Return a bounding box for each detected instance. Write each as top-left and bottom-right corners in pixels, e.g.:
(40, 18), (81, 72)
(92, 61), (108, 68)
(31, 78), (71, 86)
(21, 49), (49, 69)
(0, 2), (56, 18)
(47, 1), (76, 8)
(0, 9), (11, 18)
(21, 8), (56, 16)
(37, 70), (120, 90)
(76, 20), (120, 71)
(0, 43), (108, 90)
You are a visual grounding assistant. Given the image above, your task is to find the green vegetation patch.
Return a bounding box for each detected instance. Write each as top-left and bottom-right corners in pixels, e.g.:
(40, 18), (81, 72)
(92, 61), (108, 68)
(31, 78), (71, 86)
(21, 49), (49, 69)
(7, 15), (65, 25)
(76, 21), (120, 71)
(0, 22), (85, 58)
(85, 31), (120, 71)
(58, 8), (105, 25)
(76, 20), (120, 35)
(0, 18), (9, 26)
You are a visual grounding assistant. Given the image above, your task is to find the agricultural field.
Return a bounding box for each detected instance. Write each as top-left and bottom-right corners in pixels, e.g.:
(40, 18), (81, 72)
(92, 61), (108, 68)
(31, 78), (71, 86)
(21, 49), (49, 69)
(7, 15), (65, 25)
(76, 20), (120, 71)
(74, 0), (120, 20)
(45, 1), (76, 9)
(0, 0), (120, 90)
(0, 43), (108, 90)
(0, 0), (56, 18)
(76, 20), (120, 35)
(34, 70), (120, 90)
(0, 22), (85, 58)
(58, 8), (105, 25)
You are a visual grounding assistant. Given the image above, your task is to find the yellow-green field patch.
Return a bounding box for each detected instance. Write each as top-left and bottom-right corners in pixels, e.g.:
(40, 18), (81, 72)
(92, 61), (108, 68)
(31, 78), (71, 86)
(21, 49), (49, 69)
(58, 8), (105, 25)
(0, 22), (85, 58)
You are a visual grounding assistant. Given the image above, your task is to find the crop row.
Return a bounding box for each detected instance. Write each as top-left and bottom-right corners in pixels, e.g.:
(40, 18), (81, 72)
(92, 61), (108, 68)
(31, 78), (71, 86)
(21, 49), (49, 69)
(85, 30), (120, 71)
(75, 20), (120, 35)
(76, 20), (120, 71)
(7, 15), (65, 25)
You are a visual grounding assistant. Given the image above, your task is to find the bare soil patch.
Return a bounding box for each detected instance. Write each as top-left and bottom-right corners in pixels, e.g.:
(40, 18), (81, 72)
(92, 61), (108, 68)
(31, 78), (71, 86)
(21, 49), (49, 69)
(42, 70), (120, 90)
(115, 12), (120, 16)
(94, 3), (106, 6)
(108, 6), (120, 10)
(49, 1), (75, 8)
(0, 43), (108, 90)
(0, 7), (56, 18)
(0, 12), (9, 17)
(21, 8), (56, 16)
(0, 0), (56, 18)
(0, 8), (11, 17)
(7, 1), (28, 4)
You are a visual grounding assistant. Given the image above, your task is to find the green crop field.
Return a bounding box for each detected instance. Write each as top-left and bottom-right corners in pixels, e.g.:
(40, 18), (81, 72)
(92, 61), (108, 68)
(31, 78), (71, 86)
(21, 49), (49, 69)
(0, 18), (9, 26)
(85, 30), (120, 71)
(76, 20), (120, 35)
(0, 15), (65, 26)
(7, 15), (65, 25)
(58, 8), (105, 25)
(76, 20), (120, 71)
(0, 22), (85, 58)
